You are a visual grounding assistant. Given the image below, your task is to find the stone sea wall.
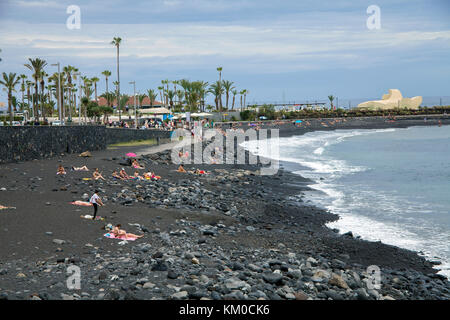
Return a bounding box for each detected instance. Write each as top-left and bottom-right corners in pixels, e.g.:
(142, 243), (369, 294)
(0, 126), (172, 163)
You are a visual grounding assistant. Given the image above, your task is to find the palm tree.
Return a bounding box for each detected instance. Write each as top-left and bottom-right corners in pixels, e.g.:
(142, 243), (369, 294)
(91, 77), (100, 102)
(101, 70), (111, 94)
(63, 65), (78, 121)
(176, 90), (184, 107)
(119, 94), (129, 117)
(24, 58), (47, 121)
(147, 89), (157, 108)
(231, 89), (237, 110)
(243, 90), (248, 111)
(167, 90), (175, 110)
(328, 95), (334, 110)
(240, 89), (248, 111)
(222, 80), (235, 110)
(111, 37), (122, 120)
(157, 86), (164, 105)
(137, 93), (146, 109)
(38, 71), (48, 121)
(19, 74), (27, 112)
(217, 67), (223, 111)
(208, 81), (224, 111)
(100, 92), (115, 108)
(0, 72), (20, 125)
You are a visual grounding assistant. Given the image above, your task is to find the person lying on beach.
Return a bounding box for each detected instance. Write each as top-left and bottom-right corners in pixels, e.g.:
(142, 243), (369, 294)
(132, 171), (144, 180)
(194, 169), (207, 175)
(72, 165), (89, 171)
(0, 205), (16, 210)
(131, 159), (145, 169)
(144, 171), (161, 180)
(177, 165), (187, 173)
(57, 165), (66, 175)
(119, 168), (131, 179)
(93, 168), (106, 181)
(113, 224), (144, 239)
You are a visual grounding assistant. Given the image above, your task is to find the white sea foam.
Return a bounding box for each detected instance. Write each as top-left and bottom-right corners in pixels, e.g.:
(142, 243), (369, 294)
(242, 127), (450, 278)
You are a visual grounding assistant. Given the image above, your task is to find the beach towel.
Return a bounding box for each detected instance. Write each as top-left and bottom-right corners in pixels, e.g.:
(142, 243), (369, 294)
(82, 178), (92, 181)
(81, 215), (105, 220)
(104, 233), (138, 241)
(71, 201), (92, 206)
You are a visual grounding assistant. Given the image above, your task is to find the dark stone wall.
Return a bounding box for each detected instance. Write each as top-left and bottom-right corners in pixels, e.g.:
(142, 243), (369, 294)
(105, 128), (172, 145)
(0, 126), (172, 163)
(0, 126), (106, 163)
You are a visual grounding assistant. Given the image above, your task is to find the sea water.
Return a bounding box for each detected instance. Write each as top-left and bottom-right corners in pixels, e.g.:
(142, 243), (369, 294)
(243, 125), (450, 277)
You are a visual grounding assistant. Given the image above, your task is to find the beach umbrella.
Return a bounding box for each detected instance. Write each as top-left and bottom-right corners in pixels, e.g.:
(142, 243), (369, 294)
(126, 152), (137, 158)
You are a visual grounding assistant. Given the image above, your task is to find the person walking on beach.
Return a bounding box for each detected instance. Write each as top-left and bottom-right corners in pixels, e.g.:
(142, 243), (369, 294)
(90, 190), (104, 220)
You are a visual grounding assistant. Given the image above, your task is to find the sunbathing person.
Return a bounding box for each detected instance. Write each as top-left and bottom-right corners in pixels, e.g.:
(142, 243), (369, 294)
(132, 171), (144, 180)
(112, 170), (123, 180)
(195, 169), (207, 175)
(93, 168), (106, 181)
(113, 224), (144, 239)
(57, 165), (66, 175)
(132, 159), (145, 169)
(119, 168), (131, 179)
(72, 165), (89, 171)
(177, 165), (187, 173)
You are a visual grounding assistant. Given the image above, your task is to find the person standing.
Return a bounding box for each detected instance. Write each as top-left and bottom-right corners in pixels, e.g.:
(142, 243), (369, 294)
(89, 190), (104, 220)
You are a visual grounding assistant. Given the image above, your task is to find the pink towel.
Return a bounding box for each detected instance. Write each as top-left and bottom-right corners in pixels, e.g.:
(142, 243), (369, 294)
(104, 233), (138, 241)
(71, 201), (92, 206)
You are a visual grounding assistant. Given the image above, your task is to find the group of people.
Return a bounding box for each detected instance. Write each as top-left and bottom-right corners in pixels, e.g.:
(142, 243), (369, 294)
(57, 165), (107, 181)
(56, 158), (161, 182)
(112, 167), (161, 181)
(176, 164), (207, 175)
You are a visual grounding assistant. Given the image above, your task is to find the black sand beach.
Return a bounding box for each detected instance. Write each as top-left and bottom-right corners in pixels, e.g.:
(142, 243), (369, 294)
(0, 115), (449, 300)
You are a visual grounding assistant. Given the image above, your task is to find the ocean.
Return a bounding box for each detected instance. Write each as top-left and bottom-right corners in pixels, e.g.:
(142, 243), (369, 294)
(243, 125), (450, 277)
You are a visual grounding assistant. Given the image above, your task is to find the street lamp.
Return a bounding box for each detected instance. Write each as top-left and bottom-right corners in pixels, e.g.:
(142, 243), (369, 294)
(129, 81), (137, 129)
(51, 63), (63, 125)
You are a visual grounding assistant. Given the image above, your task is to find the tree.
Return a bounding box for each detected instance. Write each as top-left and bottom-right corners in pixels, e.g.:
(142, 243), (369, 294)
(24, 58), (47, 121)
(101, 70), (111, 94)
(138, 93), (146, 109)
(111, 37), (122, 120)
(208, 81), (224, 111)
(81, 97), (89, 123)
(101, 92), (115, 109)
(38, 71), (48, 121)
(167, 90), (175, 110)
(328, 95), (334, 110)
(118, 94), (129, 117)
(231, 89), (237, 110)
(222, 80), (235, 109)
(0, 72), (20, 125)
(216, 67), (223, 111)
(19, 74), (27, 112)
(90, 77), (100, 102)
(63, 65), (78, 121)
(147, 89), (157, 108)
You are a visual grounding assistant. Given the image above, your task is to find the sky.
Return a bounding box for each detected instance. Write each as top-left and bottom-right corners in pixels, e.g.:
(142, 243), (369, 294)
(0, 0), (449, 106)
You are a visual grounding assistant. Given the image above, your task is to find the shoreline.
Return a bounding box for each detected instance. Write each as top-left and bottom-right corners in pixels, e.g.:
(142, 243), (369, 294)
(0, 116), (449, 300)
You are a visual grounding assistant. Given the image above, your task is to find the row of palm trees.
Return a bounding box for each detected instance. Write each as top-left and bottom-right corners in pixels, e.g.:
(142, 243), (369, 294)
(0, 38), (250, 125)
(0, 57), (108, 124)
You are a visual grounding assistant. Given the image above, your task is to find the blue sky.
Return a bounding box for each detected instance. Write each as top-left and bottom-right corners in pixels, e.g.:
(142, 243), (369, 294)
(0, 0), (449, 106)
